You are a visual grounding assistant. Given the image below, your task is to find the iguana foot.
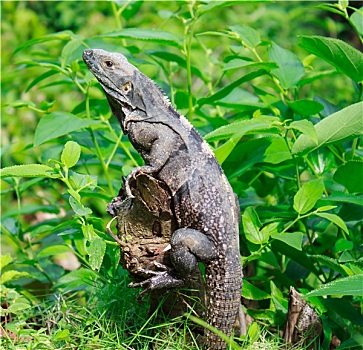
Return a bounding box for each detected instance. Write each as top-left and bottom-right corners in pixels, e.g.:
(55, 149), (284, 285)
(107, 196), (132, 217)
(129, 268), (184, 296)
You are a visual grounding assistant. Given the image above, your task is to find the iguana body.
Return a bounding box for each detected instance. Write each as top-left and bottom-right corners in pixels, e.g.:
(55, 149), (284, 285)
(83, 49), (244, 349)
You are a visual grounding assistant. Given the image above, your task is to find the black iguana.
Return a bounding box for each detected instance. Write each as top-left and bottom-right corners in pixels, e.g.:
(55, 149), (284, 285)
(83, 48), (245, 349)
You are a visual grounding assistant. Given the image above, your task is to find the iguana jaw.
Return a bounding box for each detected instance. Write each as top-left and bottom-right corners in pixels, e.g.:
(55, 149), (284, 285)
(82, 49), (136, 108)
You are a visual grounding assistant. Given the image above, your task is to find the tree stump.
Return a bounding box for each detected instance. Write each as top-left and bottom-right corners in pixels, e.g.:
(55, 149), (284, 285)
(107, 173), (206, 322)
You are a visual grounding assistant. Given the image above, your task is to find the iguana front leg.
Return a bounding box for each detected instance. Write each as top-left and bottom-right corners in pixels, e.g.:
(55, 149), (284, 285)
(124, 121), (179, 197)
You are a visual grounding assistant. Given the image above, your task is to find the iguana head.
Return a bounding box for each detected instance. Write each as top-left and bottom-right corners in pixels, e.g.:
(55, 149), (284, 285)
(83, 49), (146, 127)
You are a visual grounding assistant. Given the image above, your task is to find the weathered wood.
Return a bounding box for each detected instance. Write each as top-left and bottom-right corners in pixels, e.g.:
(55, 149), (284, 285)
(284, 286), (323, 349)
(108, 173), (205, 321)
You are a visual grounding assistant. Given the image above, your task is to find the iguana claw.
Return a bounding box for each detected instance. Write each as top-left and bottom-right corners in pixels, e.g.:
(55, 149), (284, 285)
(128, 269), (184, 295)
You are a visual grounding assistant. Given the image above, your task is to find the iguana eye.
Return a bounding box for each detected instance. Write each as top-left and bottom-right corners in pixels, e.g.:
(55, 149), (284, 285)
(122, 82), (133, 93)
(104, 60), (114, 68)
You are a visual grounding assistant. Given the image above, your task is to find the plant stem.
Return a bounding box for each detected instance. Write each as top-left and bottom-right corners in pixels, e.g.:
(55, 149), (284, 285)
(84, 91), (114, 194)
(184, 3), (197, 122)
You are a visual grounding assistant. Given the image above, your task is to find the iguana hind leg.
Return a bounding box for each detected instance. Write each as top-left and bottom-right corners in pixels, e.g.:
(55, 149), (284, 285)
(129, 228), (217, 295)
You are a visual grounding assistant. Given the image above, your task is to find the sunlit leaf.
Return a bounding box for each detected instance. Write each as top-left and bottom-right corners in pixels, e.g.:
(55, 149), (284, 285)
(0, 164), (58, 178)
(292, 102), (363, 155)
(271, 232), (303, 251)
(315, 212), (349, 234)
(299, 35), (363, 82)
(61, 141), (81, 169)
(198, 70), (267, 106)
(99, 28), (182, 48)
(242, 207), (268, 244)
(350, 7), (363, 36)
(229, 24), (261, 47)
(263, 137), (292, 164)
(268, 42), (305, 89)
(288, 120), (318, 144)
(223, 59), (278, 71)
(306, 274), (363, 296)
(13, 30), (74, 54)
(0, 271), (33, 284)
(88, 237), (106, 271)
(242, 280), (270, 300)
(293, 179), (324, 214)
(69, 196), (92, 216)
(37, 245), (71, 258)
(34, 112), (101, 146)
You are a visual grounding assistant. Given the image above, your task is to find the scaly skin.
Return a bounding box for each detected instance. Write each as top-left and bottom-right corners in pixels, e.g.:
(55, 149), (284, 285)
(83, 49), (244, 349)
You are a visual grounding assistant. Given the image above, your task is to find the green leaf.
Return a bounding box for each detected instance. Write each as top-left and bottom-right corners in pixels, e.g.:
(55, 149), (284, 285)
(334, 238), (354, 253)
(350, 7), (363, 36)
(82, 223), (96, 241)
(37, 245), (71, 258)
(198, 70), (267, 106)
(293, 179), (324, 214)
(149, 51), (208, 82)
(54, 329), (70, 341)
(229, 25), (261, 47)
(223, 59), (278, 71)
(262, 137), (292, 164)
(9, 100), (36, 109)
(309, 255), (347, 276)
(69, 171), (97, 191)
(271, 232), (303, 251)
(288, 120), (318, 144)
(242, 207), (269, 244)
(315, 212), (349, 234)
(99, 28), (182, 48)
(26, 70), (58, 92)
(0, 164), (58, 178)
(272, 240), (319, 275)
(242, 280), (270, 300)
(268, 42), (305, 89)
(199, 1), (254, 15)
(60, 37), (84, 67)
(205, 118), (277, 142)
(55, 268), (98, 291)
(297, 70), (337, 87)
(216, 88), (265, 110)
(319, 192), (363, 206)
(306, 274), (363, 297)
(299, 35), (363, 83)
(7, 302), (31, 314)
(333, 161), (363, 193)
(0, 255), (13, 269)
(88, 237), (106, 271)
(69, 197), (92, 216)
(0, 271), (33, 284)
(316, 205), (337, 212)
(13, 30), (74, 54)
(292, 102), (363, 156)
(338, 0), (348, 10)
(207, 118), (279, 164)
(61, 141), (81, 169)
(287, 100), (324, 117)
(34, 112), (101, 146)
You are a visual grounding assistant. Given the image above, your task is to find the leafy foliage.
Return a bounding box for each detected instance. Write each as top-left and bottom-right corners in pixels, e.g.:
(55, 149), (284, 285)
(1, 1), (362, 349)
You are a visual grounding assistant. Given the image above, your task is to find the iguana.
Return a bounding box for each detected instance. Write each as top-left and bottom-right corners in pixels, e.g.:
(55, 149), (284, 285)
(83, 49), (245, 349)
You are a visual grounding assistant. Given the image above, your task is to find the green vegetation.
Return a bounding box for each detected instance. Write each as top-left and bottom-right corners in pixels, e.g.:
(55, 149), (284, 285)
(1, 1), (362, 349)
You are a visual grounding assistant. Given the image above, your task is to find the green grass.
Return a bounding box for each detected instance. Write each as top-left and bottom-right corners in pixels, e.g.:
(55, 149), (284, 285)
(1, 279), (313, 350)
